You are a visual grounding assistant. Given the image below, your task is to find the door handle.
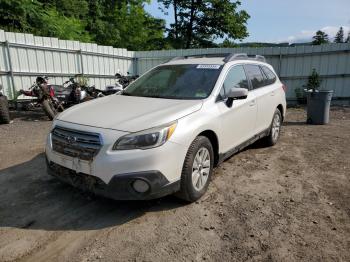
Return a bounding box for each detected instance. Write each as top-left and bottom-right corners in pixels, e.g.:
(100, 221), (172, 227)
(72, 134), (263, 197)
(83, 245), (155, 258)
(270, 91), (275, 96)
(249, 100), (256, 106)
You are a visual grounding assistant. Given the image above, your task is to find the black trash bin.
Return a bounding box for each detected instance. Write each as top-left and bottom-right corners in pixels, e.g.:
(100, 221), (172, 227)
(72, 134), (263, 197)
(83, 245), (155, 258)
(306, 90), (333, 124)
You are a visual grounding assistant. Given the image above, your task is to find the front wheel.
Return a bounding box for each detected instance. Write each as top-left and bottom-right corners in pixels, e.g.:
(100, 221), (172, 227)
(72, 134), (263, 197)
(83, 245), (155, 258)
(176, 136), (214, 202)
(42, 99), (57, 120)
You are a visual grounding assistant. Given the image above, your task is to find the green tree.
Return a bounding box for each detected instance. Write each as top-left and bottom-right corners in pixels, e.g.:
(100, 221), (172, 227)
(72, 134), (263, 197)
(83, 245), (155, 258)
(219, 38), (237, 48)
(0, 0), (167, 50)
(39, 0), (89, 18)
(84, 0), (167, 50)
(0, 0), (91, 41)
(112, 1), (167, 50)
(306, 69), (322, 91)
(334, 26), (344, 43)
(346, 32), (350, 43)
(312, 30), (329, 45)
(0, 0), (40, 33)
(37, 8), (91, 42)
(158, 0), (249, 49)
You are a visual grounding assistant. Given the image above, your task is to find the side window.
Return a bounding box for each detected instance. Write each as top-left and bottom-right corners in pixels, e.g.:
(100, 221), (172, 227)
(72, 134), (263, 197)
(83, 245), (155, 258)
(261, 66), (277, 85)
(244, 64), (265, 89)
(221, 65), (248, 98)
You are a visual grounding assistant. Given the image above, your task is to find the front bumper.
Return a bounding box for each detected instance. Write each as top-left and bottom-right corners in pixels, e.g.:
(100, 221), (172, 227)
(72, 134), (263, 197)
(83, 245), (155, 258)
(47, 159), (180, 200)
(45, 121), (188, 200)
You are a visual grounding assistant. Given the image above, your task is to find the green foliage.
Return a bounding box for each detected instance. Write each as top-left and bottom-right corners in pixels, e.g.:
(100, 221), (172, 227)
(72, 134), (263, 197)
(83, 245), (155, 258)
(0, 0), (250, 50)
(45, 0), (89, 18)
(76, 75), (89, 87)
(346, 32), (350, 43)
(158, 0), (249, 49)
(0, 0), (39, 33)
(334, 27), (344, 43)
(306, 69), (322, 91)
(37, 9), (91, 42)
(219, 38), (238, 48)
(0, 0), (167, 50)
(109, 1), (168, 50)
(312, 30), (329, 45)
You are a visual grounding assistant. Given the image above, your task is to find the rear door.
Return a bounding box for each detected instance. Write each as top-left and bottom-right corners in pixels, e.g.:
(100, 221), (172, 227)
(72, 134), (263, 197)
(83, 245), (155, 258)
(216, 65), (257, 153)
(244, 64), (277, 133)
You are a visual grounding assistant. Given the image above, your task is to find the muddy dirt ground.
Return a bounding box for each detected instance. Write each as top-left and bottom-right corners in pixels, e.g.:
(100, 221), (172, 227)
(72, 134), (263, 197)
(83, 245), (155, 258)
(0, 107), (349, 262)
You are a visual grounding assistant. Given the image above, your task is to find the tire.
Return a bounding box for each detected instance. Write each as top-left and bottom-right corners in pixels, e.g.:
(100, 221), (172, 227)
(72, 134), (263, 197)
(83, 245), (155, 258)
(0, 96), (10, 124)
(42, 99), (57, 120)
(176, 136), (214, 202)
(264, 108), (282, 146)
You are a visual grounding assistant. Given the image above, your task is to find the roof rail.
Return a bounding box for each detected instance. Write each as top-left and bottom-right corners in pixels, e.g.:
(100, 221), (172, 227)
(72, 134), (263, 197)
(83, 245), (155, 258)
(254, 55), (266, 63)
(224, 53), (266, 63)
(223, 53), (248, 62)
(167, 53), (266, 63)
(169, 53), (229, 62)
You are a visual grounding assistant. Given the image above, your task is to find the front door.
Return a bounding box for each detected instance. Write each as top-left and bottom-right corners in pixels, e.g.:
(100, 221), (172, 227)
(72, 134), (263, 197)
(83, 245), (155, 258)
(216, 65), (257, 153)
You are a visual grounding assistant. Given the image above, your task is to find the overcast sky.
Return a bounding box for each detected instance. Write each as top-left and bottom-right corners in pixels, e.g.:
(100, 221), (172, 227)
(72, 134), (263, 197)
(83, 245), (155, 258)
(144, 0), (350, 43)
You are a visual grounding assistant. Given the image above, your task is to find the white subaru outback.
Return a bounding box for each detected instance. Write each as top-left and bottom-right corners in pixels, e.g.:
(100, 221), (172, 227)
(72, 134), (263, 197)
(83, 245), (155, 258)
(46, 53), (286, 202)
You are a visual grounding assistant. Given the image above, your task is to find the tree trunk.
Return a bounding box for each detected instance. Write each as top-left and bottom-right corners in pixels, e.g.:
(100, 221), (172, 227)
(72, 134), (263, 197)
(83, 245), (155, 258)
(173, 0), (178, 40)
(185, 0), (195, 48)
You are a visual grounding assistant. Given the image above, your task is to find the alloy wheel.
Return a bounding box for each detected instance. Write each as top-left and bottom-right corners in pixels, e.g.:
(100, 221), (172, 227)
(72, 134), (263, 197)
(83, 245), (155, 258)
(192, 147), (210, 191)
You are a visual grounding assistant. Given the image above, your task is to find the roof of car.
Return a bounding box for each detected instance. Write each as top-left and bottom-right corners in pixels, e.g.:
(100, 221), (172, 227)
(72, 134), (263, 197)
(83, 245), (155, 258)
(163, 53), (268, 66)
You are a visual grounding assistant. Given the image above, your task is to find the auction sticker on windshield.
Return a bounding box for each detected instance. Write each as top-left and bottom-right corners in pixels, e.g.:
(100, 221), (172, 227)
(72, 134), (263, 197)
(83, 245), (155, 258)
(196, 64), (221, 69)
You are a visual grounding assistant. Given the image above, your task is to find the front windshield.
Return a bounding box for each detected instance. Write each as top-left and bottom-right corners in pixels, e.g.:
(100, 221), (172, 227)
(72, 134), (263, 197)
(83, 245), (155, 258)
(123, 64), (223, 99)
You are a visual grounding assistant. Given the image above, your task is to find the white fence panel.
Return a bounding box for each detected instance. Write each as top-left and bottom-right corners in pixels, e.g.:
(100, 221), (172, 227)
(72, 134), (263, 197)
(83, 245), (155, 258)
(0, 30), (134, 99)
(0, 29), (349, 101)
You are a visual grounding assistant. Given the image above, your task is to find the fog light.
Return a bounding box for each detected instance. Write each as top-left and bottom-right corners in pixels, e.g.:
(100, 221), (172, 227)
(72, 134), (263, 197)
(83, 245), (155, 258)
(132, 179), (150, 193)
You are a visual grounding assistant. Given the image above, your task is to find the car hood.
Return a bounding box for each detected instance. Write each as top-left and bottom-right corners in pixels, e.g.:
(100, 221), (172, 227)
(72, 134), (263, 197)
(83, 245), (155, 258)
(57, 95), (203, 132)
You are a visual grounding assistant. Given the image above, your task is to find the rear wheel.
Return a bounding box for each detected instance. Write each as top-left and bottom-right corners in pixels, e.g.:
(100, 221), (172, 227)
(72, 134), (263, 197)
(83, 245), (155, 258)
(0, 96), (10, 124)
(176, 136), (214, 202)
(264, 109), (282, 146)
(42, 99), (57, 120)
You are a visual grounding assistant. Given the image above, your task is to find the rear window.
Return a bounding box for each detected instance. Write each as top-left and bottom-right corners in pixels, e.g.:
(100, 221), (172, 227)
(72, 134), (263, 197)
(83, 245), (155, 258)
(244, 64), (265, 89)
(261, 66), (277, 85)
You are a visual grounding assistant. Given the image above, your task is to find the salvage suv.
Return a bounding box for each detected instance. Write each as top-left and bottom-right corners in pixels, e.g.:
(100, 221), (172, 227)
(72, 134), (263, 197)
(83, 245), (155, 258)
(46, 53), (286, 202)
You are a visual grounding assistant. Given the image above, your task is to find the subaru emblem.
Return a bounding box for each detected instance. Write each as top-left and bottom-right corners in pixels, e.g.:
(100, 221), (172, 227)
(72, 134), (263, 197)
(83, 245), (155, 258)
(66, 135), (77, 144)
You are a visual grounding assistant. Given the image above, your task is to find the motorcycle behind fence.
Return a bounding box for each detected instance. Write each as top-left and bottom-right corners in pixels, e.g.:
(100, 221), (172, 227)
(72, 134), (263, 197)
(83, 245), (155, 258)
(20, 76), (64, 120)
(55, 75), (102, 107)
(55, 74), (125, 108)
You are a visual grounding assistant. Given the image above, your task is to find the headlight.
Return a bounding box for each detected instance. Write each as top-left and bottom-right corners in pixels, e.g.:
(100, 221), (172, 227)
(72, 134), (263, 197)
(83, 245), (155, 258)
(112, 122), (177, 150)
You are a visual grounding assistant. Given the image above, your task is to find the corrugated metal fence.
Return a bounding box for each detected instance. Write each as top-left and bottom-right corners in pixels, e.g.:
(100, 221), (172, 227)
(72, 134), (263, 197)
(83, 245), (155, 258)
(136, 44), (350, 101)
(1, 29), (349, 101)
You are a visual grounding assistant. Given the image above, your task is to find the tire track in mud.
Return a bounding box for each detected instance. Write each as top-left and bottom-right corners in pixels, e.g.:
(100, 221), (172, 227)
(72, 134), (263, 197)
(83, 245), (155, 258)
(1, 108), (349, 261)
(20, 202), (147, 262)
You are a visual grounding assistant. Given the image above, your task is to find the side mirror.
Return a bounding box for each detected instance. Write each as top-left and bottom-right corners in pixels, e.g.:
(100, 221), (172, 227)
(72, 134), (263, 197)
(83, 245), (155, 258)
(226, 87), (248, 107)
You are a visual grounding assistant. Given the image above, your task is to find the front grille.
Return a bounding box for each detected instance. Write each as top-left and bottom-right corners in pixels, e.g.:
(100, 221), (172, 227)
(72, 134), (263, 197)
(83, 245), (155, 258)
(51, 126), (102, 161)
(48, 161), (106, 191)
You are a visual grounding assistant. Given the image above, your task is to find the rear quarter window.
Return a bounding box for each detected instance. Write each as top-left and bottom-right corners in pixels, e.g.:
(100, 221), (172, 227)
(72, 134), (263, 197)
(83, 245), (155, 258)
(261, 66), (277, 85)
(244, 64), (265, 89)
